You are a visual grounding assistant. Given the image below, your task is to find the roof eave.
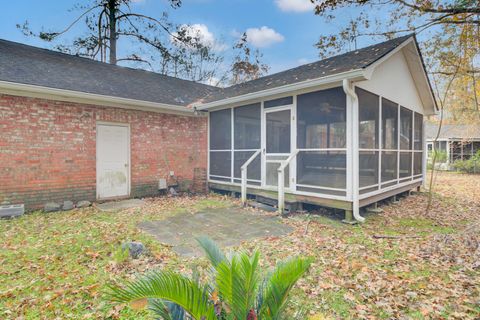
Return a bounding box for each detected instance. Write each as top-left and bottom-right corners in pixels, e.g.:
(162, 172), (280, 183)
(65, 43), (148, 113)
(0, 80), (196, 115)
(194, 69), (367, 110)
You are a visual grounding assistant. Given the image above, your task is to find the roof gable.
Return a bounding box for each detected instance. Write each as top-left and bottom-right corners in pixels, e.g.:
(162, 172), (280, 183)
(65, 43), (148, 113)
(200, 35), (413, 104)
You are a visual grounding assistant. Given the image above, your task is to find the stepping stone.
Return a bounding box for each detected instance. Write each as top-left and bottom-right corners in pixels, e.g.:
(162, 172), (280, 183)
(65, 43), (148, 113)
(96, 199), (145, 212)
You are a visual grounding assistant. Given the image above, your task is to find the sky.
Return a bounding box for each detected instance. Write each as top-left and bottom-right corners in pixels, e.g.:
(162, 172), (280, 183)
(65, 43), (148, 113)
(0, 0), (384, 75)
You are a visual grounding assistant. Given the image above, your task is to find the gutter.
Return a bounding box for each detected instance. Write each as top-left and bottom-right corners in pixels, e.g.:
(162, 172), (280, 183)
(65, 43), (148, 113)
(342, 79), (365, 223)
(195, 69), (367, 110)
(0, 80), (195, 115)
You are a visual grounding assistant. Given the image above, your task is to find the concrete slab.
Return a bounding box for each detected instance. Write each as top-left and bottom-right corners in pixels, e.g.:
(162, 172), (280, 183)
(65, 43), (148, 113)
(139, 207), (293, 258)
(96, 199), (145, 212)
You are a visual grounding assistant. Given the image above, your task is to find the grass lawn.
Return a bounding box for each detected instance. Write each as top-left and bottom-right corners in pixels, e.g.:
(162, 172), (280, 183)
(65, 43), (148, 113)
(1, 171), (480, 319)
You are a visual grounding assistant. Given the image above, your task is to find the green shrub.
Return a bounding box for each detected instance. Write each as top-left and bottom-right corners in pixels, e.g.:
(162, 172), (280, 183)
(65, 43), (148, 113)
(452, 151), (480, 174)
(428, 150), (447, 163)
(108, 237), (312, 319)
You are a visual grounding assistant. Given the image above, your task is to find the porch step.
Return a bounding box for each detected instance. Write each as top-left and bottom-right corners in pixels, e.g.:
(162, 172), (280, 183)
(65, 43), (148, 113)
(248, 201), (277, 212)
(256, 196), (278, 207)
(252, 195), (299, 214)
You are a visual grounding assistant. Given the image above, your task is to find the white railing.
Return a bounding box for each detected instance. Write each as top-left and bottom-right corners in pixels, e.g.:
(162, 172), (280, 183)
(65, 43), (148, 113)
(277, 149), (299, 214)
(240, 149), (262, 206)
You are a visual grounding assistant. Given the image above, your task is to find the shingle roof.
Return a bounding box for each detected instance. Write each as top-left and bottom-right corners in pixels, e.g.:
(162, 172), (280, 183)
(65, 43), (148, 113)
(425, 123), (480, 140)
(0, 35), (415, 107)
(201, 34), (413, 103)
(0, 39), (219, 106)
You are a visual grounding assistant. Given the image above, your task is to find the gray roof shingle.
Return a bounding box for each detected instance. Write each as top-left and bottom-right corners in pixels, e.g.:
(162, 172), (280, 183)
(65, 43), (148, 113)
(0, 35), (414, 106)
(0, 39), (219, 106)
(425, 123), (480, 140)
(201, 34), (413, 103)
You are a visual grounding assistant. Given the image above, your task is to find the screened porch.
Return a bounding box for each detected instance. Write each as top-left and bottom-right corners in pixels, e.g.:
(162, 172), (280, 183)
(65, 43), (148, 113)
(207, 85), (424, 212)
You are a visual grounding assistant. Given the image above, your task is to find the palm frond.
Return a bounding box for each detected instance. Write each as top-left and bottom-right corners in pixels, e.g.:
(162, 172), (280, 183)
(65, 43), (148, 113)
(107, 271), (216, 320)
(196, 236), (226, 267)
(215, 250), (261, 319)
(148, 299), (185, 320)
(258, 257), (312, 320)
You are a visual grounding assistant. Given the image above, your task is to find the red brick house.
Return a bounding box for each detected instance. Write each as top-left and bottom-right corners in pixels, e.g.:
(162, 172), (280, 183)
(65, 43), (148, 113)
(0, 35), (437, 221)
(0, 39), (215, 210)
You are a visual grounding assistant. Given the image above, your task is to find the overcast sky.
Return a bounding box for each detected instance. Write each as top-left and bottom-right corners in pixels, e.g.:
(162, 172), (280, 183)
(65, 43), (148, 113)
(1, 0), (386, 74)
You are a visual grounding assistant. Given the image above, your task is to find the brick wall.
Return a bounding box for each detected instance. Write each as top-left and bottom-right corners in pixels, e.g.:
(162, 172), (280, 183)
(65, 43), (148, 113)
(0, 93), (207, 210)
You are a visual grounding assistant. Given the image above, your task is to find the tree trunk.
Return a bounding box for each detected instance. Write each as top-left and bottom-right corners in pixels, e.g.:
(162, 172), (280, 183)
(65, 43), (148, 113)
(108, 0), (117, 65)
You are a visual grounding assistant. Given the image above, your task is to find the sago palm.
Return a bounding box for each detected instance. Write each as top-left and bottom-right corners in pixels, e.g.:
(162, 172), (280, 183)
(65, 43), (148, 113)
(108, 236), (312, 319)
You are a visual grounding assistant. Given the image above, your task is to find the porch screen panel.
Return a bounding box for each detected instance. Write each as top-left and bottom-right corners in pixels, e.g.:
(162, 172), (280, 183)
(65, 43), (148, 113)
(399, 152), (412, 178)
(413, 112), (423, 176)
(400, 107), (413, 180)
(382, 98), (398, 149)
(210, 151), (231, 177)
(381, 98), (398, 186)
(296, 151), (346, 189)
(413, 152), (422, 175)
(210, 109), (231, 150)
(473, 142), (480, 154)
(234, 151), (261, 180)
(358, 88), (379, 149)
(414, 112), (423, 150)
(264, 96), (293, 108)
(381, 151), (397, 183)
(297, 87), (347, 196)
(233, 103), (261, 183)
(400, 107), (412, 150)
(357, 88), (380, 190)
(297, 87), (346, 149)
(234, 103), (260, 149)
(266, 110), (291, 153)
(359, 151), (379, 187)
(209, 109), (232, 180)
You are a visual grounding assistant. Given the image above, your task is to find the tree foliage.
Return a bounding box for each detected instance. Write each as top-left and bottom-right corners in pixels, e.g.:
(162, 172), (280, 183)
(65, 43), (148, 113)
(230, 33), (270, 85)
(16, 0), (227, 84)
(311, 0), (480, 122)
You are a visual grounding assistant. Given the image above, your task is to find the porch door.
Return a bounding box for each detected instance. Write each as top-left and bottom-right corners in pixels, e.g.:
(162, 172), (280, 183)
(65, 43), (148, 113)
(96, 123), (130, 199)
(263, 107), (293, 188)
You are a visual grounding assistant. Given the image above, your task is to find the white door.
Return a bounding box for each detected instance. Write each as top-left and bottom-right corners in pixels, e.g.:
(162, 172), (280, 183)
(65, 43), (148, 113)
(263, 107), (293, 189)
(96, 123), (130, 199)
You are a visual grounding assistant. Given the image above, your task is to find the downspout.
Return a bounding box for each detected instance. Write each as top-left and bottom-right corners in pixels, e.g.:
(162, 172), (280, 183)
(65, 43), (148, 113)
(343, 79), (365, 223)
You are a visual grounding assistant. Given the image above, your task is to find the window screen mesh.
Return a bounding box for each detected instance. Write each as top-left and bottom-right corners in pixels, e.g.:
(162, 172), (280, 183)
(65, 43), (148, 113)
(264, 96), (293, 108)
(233, 151), (261, 180)
(297, 88), (346, 149)
(296, 151), (346, 189)
(359, 151), (379, 187)
(209, 151), (231, 177)
(414, 112), (423, 150)
(357, 88), (379, 149)
(381, 151), (398, 182)
(414, 152), (422, 175)
(400, 107), (412, 150)
(210, 109), (231, 150)
(382, 98), (398, 149)
(234, 103), (260, 149)
(266, 110), (291, 153)
(399, 152), (412, 178)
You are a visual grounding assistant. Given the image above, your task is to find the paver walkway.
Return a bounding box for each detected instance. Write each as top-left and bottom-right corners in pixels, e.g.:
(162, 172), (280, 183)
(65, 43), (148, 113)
(139, 207), (293, 257)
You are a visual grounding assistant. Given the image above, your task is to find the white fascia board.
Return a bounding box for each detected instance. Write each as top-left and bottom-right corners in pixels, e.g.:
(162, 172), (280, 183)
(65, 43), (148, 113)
(195, 69), (367, 110)
(0, 80), (195, 115)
